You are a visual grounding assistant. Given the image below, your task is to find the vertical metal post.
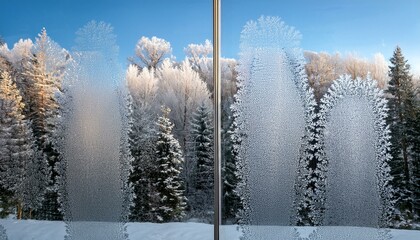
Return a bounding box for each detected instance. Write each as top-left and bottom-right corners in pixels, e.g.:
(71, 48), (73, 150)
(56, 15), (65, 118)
(213, 0), (221, 240)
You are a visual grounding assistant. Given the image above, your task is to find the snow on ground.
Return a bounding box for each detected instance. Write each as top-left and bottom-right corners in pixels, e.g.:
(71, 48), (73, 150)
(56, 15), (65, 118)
(0, 219), (66, 240)
(0, 219), (419, 240)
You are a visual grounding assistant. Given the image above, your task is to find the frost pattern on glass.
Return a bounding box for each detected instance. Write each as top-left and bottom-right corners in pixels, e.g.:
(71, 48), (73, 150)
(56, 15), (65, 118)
(232, 16), (317, 240)
(59, 21), (129, 240)
(315, 75), (393, 240)
(324, 97), (379, 226)
(0, 224), (7, 240)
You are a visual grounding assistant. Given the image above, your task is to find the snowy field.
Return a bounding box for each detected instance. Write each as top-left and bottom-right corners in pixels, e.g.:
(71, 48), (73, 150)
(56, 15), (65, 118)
(1, 219), (420, 240)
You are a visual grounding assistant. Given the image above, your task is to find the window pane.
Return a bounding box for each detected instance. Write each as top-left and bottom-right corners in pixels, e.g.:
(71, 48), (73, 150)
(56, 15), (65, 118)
(0, 1), (213, 239)
(220, 1), (420, 240)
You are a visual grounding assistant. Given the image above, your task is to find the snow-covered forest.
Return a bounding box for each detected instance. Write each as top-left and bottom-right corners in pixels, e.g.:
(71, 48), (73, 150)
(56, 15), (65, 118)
(0, 15), (420, 240)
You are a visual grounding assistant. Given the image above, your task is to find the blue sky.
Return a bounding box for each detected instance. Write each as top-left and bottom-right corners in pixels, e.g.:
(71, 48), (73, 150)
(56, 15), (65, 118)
(1, 0), (419, 74)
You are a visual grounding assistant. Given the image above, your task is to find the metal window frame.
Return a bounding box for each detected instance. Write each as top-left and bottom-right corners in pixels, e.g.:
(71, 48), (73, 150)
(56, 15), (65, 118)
(213, 0), (221, 239)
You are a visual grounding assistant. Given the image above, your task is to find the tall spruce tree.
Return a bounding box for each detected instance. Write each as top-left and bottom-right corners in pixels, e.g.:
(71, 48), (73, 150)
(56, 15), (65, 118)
(222, 116), (242, 223)
(189, 102), (214, 222)
(0, 70), (48, 219)
(126, 65), (160, 222)
(0, 53), (15, 218)
(128, 95), (158, 222)
(386, 46), (419, 225)
(153, 107), (186, 222)
(24, 28), (67, 220)
(0, 70), (31, 219)
(411, 101), (420, 221)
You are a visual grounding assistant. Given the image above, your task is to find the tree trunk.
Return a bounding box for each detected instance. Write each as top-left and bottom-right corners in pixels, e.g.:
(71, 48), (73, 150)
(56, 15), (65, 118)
(17, 202), (22, 220)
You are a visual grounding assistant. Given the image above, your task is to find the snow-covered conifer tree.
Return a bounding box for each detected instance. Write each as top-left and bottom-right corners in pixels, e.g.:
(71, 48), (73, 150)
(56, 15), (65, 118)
(0, 69), (31, 219)
(0, 38), (34, 116)
(126, 64), (160, 221)
(386, 46), (420, 225)
(0, 70), (48, 219)
(412, 102), (420, 221)
(23, 150), (49, 219)
(221, 118), (242, 223)
(153, 106), (186, 222)
(184, 40), (241, 222)
(188, 102), (214, 221)
(24, 28), (69, 220)
(157, 59), (211, 203)
(157, 59), (211, 150)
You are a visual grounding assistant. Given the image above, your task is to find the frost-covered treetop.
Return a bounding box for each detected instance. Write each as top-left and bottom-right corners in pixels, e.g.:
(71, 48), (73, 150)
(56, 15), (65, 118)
(0, 39), (33, 65)
(125, 64), (158, 108)
(184, 39), (213, 59)
(33, 28), (69, 75)
(0, 71), (23, 106)
(135, 36), (172, 69)
(240, 16), (301, 53)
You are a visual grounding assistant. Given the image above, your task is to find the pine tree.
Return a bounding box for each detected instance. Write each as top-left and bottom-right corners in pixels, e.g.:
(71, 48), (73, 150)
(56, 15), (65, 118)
(412, 100), (420, 220)
(220, 62), (242, 223)
(386, 46), (418, 225)
(0, 69), (32, 219)
(125, 65), (160, 222)
(0, 188), (14, 218)
(23, 150), (49, 219)
(128, 95), (158, 222)
(24, 28), (67, 220)
(0, 57), (16, 218)
(153, 107), (186, 222)
(0, 38), (34, 116)
(189, 102), (214, 222)
(222, 116), (242, 223)
(0, 70), (47, 219)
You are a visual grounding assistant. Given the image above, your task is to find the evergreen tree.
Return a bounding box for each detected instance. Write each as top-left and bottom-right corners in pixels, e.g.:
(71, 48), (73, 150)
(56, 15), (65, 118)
(128, 95), (158, 222)
(0, 70), (29, 219)
(23, 28), (67, 220)
(222, 116), (242, 223)
(0, 188), (14, 218)
(23, 149), (49, 219)
(0, 38), (34, 116)
(0, 54), (11, 77)
(153, 107), (186, 222)
(386, 46), (418, 225)
(0, 70), (47, 219)
(125, 65), (160, 222)
(189, 102), (214, 222)
(220, 60), (241, 223)
(412, 100), (420, 220)
(0, 54), (16, 218)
